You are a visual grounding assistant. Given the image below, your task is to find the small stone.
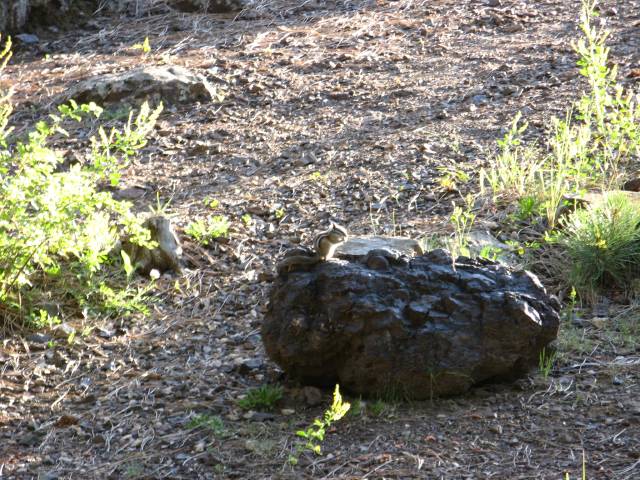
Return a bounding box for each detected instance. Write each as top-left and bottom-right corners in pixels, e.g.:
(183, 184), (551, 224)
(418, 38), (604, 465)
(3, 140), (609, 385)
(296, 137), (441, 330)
(27, 333), (53, 344)
(244, 411), (275, 421)
(66, 66), (217, 106)
(18, 432), (43, 447)
(96, 327), (116, 339)
(114, 186), (147, 200)
(243, 358), (263, 370)
(623, 178), (640, 192)
(16, 33), (39, 44)
(53, 323), (76, 338)
(471, 94), (488, 105)
(281, 408), (295, 415)
(302, 386), (323, 406)
(612, 376), (624, 386)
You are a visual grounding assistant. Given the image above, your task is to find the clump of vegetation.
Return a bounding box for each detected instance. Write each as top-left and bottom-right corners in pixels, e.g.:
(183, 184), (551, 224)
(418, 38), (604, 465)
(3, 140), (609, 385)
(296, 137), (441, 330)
(0, 35), (162, 329)
(479, 0), (640, 300)
(290, 385), (350, 463)
(186, 413), (226, 436)
(481, 0), (640, 227)
(538, 347), (556, 379)
(448, 196), (476, 258)
(185, 215), (230, 245)
(558, 193), (640, 299)
(238, 385), (283, 411)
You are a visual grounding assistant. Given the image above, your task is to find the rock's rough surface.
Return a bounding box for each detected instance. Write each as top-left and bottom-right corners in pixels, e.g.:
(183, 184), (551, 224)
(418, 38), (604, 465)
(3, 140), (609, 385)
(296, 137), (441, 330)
(169, 0), (246, 13)
(66, 66), (217, 106)
(263, 249), (560, 399)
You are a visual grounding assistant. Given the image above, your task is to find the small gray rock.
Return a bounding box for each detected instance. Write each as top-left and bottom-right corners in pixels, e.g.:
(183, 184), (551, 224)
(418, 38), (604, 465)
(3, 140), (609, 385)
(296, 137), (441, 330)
(27, 333), (53, 344)
(67, 66), (218, 106)
(338, 235), (423, 258)
(15, 33), (39, 44)
(471, 94), (488, 105)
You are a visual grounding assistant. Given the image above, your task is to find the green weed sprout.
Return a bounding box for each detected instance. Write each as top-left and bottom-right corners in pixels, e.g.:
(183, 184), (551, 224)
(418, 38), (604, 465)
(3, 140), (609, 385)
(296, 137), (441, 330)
(238, 385), (283, 411)
(293, 385), (350, 459)
(185, 216), (230, 246)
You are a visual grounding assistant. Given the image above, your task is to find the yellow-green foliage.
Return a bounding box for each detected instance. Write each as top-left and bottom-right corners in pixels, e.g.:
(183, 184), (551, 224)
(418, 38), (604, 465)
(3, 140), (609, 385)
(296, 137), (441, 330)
(481, 0), (640, 227)
(0, 36), (162, 326)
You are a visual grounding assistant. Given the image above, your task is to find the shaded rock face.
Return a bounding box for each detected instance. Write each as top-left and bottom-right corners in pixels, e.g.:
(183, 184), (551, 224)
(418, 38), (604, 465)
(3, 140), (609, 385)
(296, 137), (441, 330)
(263, 249), (560, 399)
(0, 1), (28, 33)
(66, 66), (217, 106)
(169, 0), (246, 13)
(0, 0), (71, 33)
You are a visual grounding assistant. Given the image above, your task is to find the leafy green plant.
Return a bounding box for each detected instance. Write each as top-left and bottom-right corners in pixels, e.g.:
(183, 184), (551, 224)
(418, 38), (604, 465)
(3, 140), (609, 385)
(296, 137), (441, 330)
(185, 216), (230, 245)
(348, 397), (364, 417)
(515, 195), (541, 221)
(187, 414), (226, 436)
(438, 166), (470, 192)
(480, 112), (542, 199)
(94, 281), (154, 317)
(291, 385), (350, 461)
(274, 208), (285, 220)
(131, 36), (151, 54)
(448, 196), (476, 258)
(559, 192), (640, 299)
(538, 347), (556, 379)
(238, 385), (283, 411)
(481, 0), (640, 228)
(367, 399), (389, 417)
(89, 100), (162, 186)
(0, 36), (161, 328)
(204, 197), (220, 209)
(26, 309), (61, 330)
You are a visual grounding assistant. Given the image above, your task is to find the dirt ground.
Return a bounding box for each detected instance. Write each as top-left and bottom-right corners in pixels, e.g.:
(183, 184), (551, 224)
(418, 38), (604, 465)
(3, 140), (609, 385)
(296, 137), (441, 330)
(2, 0), (640, 478)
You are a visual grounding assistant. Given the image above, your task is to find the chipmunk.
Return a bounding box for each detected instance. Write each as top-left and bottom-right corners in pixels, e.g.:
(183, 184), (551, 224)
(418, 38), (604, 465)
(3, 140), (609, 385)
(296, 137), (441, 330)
(277, 223), (349, 273)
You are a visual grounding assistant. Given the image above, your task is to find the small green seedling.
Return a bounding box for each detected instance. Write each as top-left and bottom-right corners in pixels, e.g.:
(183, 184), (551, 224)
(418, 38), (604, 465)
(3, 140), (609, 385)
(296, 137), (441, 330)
(132, 37), (151, 54)
(538, 347), (556, 379)
(367, 399), (388, 417)
(187, 414), (226, 436)
(238, 385), (283, 411)
(292, 385), (350, 460)
(204, 197), (220, 209)
(185, 216), (230, 246)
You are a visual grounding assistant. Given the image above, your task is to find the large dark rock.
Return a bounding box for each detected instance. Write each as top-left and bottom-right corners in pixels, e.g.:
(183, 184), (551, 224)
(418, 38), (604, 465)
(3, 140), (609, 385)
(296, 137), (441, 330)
(263, 248), (560, 399)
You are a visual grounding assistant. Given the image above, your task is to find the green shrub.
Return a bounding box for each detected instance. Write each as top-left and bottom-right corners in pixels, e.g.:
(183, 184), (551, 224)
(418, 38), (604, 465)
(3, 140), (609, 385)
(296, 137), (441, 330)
(481, 0), (640, 227)
(186, 413), (226, 436)
(292, 385), (350, 461)
(559, 192), (640, 299)
(238, 385), (283, 411)
(0, 36), (162, 327)
(185, 215), (230, 245)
